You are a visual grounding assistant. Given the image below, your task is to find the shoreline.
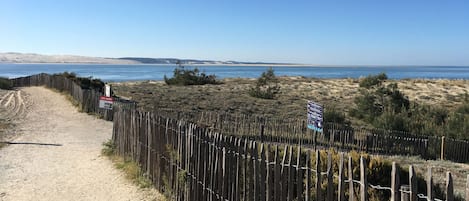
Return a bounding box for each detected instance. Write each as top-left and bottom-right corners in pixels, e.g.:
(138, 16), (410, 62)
(110, 77), (469, 85)
(1, 62), (469, 68)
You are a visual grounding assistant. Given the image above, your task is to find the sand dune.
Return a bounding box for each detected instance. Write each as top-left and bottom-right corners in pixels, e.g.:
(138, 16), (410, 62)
(0, 52), (138, 64)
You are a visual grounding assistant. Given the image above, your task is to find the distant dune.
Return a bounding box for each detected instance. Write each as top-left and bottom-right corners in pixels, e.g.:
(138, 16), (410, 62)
(0, 52), (295, 65)
(0, 52), (138, 64)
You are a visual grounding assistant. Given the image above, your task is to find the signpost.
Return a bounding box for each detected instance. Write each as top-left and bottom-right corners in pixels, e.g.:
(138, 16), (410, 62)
(307, 100), (324, 132)
(105, 84), (111, 97)
(99, 96), (113, 110)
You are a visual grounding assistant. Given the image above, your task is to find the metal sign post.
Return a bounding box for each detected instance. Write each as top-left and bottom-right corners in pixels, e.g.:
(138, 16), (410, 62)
(105, 84), (111, 97)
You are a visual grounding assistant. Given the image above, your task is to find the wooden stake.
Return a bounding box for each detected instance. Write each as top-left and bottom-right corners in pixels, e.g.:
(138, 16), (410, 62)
(360, 156), (367, 201)
(409, 165), (417, 201)
(338, 152), (345, 201)
(441, 136), (445, 160)
(391, 162), (400, 201)
(446, 172), (454, 201)
(427, 167), (433, 201)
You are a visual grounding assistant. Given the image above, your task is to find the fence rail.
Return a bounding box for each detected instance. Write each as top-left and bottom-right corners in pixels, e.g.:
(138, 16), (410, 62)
(8, 73), (469, 164)
(10, 73), (136, 120)
(8, 73), (469, 200)
(148, 109), (469, 163)
(113, 106), (469, 201)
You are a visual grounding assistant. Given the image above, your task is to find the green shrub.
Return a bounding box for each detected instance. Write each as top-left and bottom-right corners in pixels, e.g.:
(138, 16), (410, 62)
(359, 73), (387, 88)
(352, 79), (413, 131)
(372, 111), (410, 132)
(164, 67), (220, 85)
(350, 90), (383, 121)
(325, 107), (348, 124)
(0, 77), (12, 90)
(249, 67), (280, 99)
(446, 103), (469, 139)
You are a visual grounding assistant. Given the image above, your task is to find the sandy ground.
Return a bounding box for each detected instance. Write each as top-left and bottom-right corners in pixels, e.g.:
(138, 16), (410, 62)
(0, 87), (164, 201)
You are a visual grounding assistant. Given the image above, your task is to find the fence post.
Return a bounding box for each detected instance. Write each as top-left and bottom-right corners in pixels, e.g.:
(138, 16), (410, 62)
(466, 174), (469, 201)
(259, 144), (266, 201)
(327, 151), (333, 201)
(338, 152), (345, 201)
(400, 185), (410, 201)
(305, 151), (311, 201)
(391, 162), (400, 201)
(360, 156), (367, 201)
(315, 150), (322, 201)
(296, 146), (303, 201)
(348, 155), (354, 201)
(409, 165), (417, 201)
(427, 167), (433, 201)
(446, 172), (453, 201)
(260, 124), (265, 143)
(441, 136), (445, 160)
(288, 146), (294, 201)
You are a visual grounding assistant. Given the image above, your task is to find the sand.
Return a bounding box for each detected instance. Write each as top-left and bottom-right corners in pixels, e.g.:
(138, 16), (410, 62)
(0, 87), (164, 201)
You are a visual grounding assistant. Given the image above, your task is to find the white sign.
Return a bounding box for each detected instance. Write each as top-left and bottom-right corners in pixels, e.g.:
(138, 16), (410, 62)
(307, 100), (324, 132)
(99, 96), (113, 110)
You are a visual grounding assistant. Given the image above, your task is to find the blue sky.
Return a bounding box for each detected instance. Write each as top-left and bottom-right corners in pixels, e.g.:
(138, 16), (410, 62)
(1, 0), (468, 65)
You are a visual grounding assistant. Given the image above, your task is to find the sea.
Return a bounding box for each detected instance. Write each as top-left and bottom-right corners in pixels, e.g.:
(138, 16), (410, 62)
(0, 63), (468, 82)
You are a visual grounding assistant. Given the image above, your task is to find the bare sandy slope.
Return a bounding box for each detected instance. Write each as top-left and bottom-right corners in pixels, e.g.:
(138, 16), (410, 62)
(0, 52), (138, 64)
(0, 87), (163, 201)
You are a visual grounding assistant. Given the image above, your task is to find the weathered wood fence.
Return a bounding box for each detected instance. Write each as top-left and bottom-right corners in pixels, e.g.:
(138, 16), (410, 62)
(113, 106), (469, 201)
(9, 74), (469, 163)
(9, 73), (136, 120)
(145, 109), (469, 163)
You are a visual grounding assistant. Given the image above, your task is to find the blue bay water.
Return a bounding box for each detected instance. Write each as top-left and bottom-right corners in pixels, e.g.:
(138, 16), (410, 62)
(0, 63), (468, 82)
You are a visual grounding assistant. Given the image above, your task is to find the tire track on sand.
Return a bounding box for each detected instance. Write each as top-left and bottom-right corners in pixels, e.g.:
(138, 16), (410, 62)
(0, 87), (164, 201)
(0, 90), (27, 121)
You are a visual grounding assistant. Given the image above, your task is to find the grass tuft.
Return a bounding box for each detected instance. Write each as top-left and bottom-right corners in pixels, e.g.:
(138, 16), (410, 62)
(102, 140), (153, 189)
(0, 77), (12, 90)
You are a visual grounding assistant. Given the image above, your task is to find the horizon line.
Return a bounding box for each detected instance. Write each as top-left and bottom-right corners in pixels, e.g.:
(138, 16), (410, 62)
(1, 52), (468, 67)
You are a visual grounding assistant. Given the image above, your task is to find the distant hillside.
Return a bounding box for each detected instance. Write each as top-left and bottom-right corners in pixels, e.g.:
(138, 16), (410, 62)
(0, 52), (295, 65)
(119, 57), (291, 65)
(0, 52), (138, 64)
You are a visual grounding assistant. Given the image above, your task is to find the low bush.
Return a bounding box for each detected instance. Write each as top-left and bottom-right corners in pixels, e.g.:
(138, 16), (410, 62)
(359, 72), (387, 88)
(249, 67), (280, 99)
(0, 77), (12, 90)
(164, 67), (220, 86)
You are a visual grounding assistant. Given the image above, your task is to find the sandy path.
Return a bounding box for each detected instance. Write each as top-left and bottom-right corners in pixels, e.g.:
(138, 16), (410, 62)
(0, 87), (163, 201)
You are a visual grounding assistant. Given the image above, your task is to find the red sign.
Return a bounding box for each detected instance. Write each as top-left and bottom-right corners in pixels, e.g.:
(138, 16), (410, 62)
(100, 96), (113, 101)
(99, 96), (114, 110)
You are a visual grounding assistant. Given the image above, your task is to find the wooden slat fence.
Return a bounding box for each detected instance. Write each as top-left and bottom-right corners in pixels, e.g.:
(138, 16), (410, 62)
(9, 73), (468, 163)
(113, 106), (469, 201)
(141, 109), (469, 163)
(9, 73), (469, 200)
(9, 73), (136, 120)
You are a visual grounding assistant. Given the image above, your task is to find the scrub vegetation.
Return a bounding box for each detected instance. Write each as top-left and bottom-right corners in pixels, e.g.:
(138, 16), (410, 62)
(112, 73), (468, 140)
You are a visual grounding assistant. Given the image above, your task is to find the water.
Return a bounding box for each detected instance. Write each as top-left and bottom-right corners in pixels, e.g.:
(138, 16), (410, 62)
(0, 63), (468, 82)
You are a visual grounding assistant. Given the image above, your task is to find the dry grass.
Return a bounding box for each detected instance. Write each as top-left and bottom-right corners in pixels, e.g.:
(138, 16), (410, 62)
(111, 77), (468, 124)
(0, 97), (10, 149)
(102, 140), (157, 190)
(398, 79), (469, 108)
(110, 78), (469, 199)
(384, 155), (469, 197)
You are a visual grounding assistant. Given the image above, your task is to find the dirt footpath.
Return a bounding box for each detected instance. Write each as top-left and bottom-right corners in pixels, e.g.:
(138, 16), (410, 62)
(0, 87), (164, 201)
